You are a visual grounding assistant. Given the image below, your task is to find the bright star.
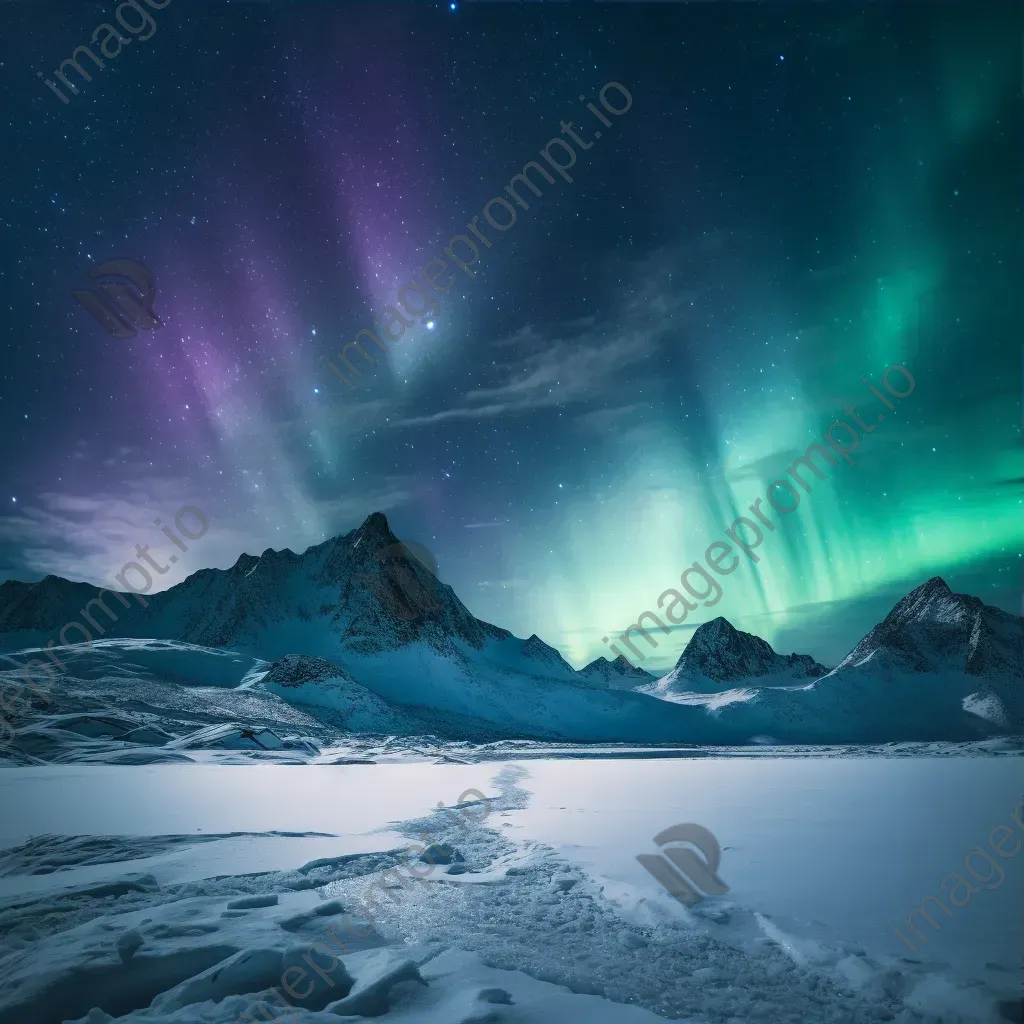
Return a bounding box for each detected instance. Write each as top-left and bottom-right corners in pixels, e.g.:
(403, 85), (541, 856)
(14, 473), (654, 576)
(426, 321), (435, 330)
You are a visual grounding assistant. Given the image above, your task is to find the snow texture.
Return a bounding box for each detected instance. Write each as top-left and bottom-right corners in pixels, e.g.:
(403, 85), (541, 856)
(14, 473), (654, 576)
(0, 762), (1018, 1024)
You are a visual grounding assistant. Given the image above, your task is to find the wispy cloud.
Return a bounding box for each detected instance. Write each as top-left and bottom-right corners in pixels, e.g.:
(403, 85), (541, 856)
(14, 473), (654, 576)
(392, 328), (657, 427)
(390, 238), (715, 429)
(0, 474), (215, 588)
(0, 473), (415, 589)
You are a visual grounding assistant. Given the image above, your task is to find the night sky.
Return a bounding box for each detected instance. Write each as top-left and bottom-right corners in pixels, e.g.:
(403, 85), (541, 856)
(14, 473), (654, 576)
(1, 0), (1021, 671)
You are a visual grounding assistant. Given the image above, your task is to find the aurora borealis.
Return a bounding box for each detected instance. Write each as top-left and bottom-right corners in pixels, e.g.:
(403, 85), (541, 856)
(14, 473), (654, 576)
(0, 0), (1020, 670)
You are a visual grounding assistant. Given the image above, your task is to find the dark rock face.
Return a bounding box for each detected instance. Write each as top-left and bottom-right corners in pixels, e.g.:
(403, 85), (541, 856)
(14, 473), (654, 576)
(418, 844), (464, 866)
(653, 617), (830, 694)
(0, 576), (133, 636)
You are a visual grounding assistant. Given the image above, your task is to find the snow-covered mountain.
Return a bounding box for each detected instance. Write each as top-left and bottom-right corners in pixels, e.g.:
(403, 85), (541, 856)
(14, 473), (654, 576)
(578, 654), (657, 689)
(799, 576), (1023, 737)
(0, 515), (724, 744)
(644, 617), (830, 696)
(0, 576), (116, 643)
(702, 577), (1024, 743)
(0, 515), (1020, 746)
(833, 576), (1022, 684)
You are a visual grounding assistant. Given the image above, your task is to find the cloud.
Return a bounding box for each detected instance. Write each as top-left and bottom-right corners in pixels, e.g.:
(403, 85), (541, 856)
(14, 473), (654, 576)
(390, 238), (717, 429)
(392, 328), (657, 427)
(0, 475), (213, 588)
(0, 473), (416, 590)
(574, 403), (650, 433)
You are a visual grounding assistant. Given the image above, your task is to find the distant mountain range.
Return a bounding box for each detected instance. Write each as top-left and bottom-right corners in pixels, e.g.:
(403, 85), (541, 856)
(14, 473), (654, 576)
(1, 512), (1020, 744)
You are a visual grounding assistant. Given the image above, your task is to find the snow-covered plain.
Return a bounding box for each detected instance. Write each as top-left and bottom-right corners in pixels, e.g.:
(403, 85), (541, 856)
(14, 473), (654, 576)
(0, 755), (1020, 1024)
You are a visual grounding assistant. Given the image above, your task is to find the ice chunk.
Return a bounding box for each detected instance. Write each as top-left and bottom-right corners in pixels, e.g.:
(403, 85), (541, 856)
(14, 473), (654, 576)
(226, 895), (280, 911)
(280, 940), (355, 1009)
(325, 948), (426, 1017)
(149, 947), (284, 1013)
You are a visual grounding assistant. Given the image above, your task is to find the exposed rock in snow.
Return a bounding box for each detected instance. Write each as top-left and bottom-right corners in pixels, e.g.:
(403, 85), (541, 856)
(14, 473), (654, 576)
(170, 724), (320, 755)
(831, 576), (1023, 687)
(696, 578), (1024, 743)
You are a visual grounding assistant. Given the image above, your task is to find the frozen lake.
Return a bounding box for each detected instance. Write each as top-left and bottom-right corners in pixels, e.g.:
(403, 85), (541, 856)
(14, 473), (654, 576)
(0, 754), (1021, 1023)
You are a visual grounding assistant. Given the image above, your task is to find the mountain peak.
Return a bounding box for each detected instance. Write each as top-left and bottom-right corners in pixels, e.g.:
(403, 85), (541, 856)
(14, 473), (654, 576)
(520, 633), (575, 676)
(656, 615), (828, 693)
(358, 512), (396, 545)
(880, 575), (978, 635)
(578, 653), (656, 686)
(693, 617), (738, 641)
(826, 576), (1023, 726)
